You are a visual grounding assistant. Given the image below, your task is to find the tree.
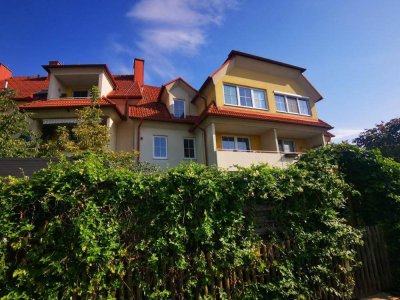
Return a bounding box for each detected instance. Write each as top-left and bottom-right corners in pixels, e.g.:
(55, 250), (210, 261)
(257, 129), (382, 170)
(353, 117), (400, 162)
(42, 86), (109, 156)
(0, 89), (38, 157)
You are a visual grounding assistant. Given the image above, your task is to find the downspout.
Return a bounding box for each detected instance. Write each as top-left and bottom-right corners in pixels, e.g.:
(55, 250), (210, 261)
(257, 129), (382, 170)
(198, 126), (209, 166)
(136, 118), (144, 162)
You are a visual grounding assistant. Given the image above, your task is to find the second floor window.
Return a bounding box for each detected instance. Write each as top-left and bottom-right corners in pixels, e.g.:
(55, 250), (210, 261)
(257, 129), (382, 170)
(274, 93), (311, 116)
(73, 90), (89, 98)
(278, 139), (296, 153)
(222, 136), (250, 151)
(173, 100), (185, 118)
(223, 84), (267, 109)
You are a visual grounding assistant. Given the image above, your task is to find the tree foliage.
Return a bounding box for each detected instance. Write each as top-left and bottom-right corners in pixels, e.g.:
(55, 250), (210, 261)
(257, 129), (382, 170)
(296, 143), (400, 288)
(353, 117), (400, 162)
(0, 90), (38, 157)
(42, 86), (109, 156)
(0, 154), (362, 299)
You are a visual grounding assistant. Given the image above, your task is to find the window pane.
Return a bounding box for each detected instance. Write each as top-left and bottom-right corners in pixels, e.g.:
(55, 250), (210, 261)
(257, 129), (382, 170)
(286, 97), (299, 113)
(224, 85), (238, 105)
(298, 99), (311, 115)
(222, 136), (235, 150)
(239, 87), (252, 107)
(184, 138), (195, 158)
(237, 137), (250, 151)
(275, 95), (287, 112)
(154, 136), (167, 158)
(174, 100), (185, 118)
(253, 90), (267, 109)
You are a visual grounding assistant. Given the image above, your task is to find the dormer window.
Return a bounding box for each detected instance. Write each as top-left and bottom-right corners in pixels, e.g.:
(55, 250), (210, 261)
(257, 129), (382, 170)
(173, 99), (185, 118)
(73, 90), (89, 98)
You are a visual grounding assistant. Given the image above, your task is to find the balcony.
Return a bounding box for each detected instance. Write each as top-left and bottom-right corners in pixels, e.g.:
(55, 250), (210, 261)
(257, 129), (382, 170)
(216, 149), (300, 169)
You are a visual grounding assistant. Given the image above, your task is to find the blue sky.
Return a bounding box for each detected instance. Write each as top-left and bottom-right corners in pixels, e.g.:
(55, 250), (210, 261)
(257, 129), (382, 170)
(1, 0), (399, 141)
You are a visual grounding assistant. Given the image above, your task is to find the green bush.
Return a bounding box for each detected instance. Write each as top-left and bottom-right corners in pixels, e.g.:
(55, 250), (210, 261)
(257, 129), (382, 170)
(296, 143), (400, 290)
(0, 153), (362, 299)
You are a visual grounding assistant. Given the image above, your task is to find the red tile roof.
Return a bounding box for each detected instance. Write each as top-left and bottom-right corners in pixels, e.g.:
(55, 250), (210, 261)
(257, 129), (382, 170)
(108, 75), (142, 98)
(0, 76), (48, 100)
(19, 98), (114, 109)
(192, 103), (333, 130)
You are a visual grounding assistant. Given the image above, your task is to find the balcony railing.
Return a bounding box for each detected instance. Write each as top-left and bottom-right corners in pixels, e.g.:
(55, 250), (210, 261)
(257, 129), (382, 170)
(215, 149), (301, 169)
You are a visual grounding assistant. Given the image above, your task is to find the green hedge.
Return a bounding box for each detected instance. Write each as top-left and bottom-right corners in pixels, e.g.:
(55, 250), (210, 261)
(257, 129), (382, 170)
(0, 150), (365, 299)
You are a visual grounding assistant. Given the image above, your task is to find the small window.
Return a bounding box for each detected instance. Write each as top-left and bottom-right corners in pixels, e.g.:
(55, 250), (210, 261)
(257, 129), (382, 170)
(183, 138), (195, 159)
(153, 136), (167, 159)
(239, 87), (252, 107)
(223, 85), (238, 105)
(298, 99), (311, 115)
(275, 94), (287, 112)
(73, 90), (89, 98)
(278, 140), (296, 153)
(173, 100), (185, 118)
(253, 90), (267, 109)
(222, 136), (250, 151)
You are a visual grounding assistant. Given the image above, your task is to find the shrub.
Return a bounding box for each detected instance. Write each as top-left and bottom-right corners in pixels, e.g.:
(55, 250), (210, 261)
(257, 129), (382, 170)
(0, 153), (362, 299)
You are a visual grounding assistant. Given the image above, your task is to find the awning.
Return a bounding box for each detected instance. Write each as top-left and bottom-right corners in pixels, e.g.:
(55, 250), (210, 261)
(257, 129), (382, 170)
(42, 118), (78, 125)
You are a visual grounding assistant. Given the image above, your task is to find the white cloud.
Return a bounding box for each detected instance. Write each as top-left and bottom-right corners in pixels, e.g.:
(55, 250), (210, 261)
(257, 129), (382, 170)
(331, 129), (363, 143)
(124, 0), (238, 81)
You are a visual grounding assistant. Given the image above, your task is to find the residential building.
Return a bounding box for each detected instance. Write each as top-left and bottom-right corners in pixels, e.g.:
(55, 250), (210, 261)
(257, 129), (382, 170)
(0, 51), (333, 168)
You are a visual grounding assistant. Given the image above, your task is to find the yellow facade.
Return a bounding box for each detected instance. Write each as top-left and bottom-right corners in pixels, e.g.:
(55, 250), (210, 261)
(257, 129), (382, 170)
(212, 66), (318, 120)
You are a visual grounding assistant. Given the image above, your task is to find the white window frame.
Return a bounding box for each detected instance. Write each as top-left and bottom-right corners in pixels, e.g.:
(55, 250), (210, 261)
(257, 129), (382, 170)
(278, 139), (296, 153)
(153, 135), (168, 159)
(221, 135), (251, 151)
(274, 91), (311, 116)
(183, 138), (196, 159)
(173, 99), (185, 118)
(223, 84), (268, 110)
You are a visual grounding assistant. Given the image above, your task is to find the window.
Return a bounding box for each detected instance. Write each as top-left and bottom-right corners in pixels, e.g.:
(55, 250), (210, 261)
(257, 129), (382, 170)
(183, 138), (195, 159)
(153, 136), (167, 159)
(278, 140), (296, 153)
(223, 84), (267, 109)
(274, 93), (311, 116)
(222, 136), (250, 151)
(173, 100), (185, 118)
(73, 90), (89, 98)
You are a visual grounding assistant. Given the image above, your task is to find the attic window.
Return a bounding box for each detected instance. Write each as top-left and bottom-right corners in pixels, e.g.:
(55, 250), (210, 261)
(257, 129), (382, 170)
(33, 90), (48, 100)
(173, 99), (185, 118)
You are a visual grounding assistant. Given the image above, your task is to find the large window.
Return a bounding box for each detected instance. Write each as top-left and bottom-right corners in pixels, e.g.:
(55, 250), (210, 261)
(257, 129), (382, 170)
(278, 139), (296, 153)
(153, 136), (167, 159)
(173, 99), (185, 118)
(274, 93), (311, 116)
(221, 136), (250, 151)
(223, 84), (267, 109)
(183, 138), (195, 159)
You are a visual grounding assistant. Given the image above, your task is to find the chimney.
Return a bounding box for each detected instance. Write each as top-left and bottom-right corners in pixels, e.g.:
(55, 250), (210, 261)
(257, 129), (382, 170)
(133, 58), (144, 88)
(49, 60), (61, 66)
(0, 63), (12, 81)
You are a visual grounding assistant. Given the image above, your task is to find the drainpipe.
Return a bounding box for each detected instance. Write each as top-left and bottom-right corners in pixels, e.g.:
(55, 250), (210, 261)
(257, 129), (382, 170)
(198, 126), (209, 166)
(136, 119), (144, 162)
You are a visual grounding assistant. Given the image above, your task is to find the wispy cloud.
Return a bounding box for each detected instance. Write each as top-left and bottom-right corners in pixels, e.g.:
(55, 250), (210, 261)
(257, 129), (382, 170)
(124, 0), (238, 82)
(331, 128), (363, 143)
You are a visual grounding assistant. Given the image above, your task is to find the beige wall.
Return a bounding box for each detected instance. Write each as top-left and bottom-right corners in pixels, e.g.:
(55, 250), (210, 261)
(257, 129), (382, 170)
(99, 72), (113, 97)
(115, 118), (135, 151)
(138, 121), (205, 168)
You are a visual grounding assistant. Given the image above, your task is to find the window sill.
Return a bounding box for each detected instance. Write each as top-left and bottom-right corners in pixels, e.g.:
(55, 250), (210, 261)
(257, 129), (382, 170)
(153, 157), (168, 160)
(276, 110), (312, 117)
(224, 104), (269, 111)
